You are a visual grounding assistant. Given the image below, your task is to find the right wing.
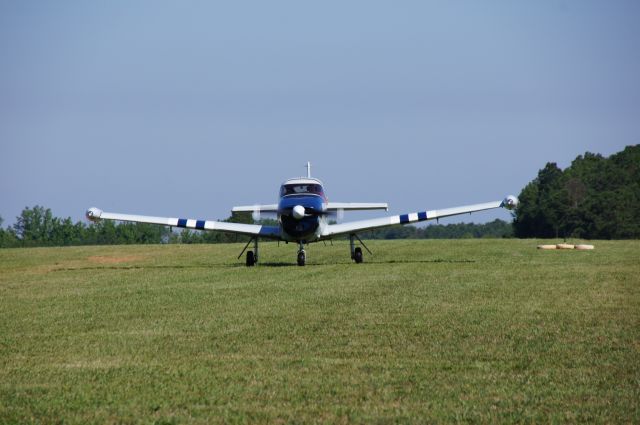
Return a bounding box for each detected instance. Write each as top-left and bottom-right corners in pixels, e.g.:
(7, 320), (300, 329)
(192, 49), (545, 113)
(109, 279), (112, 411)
(86, 207), (281, 239)
(322, 196), (517, 238)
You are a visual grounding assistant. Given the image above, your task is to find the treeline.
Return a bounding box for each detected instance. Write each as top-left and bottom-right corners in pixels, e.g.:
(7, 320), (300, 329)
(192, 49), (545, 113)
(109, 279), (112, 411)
(0, 206), (169, 248)
(514, 145), (640, 239)
(0, 206), (257, 248)
(0, 206), (512, 248)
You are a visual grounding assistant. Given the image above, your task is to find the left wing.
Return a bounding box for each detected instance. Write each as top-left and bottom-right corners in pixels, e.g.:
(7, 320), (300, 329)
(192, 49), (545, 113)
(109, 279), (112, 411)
(86, 207), (281, 239)
(321, 196), (518, 238)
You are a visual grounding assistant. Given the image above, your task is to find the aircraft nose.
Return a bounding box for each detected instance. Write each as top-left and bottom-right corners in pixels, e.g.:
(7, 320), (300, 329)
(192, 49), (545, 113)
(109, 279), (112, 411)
(292, 205), (306, 220)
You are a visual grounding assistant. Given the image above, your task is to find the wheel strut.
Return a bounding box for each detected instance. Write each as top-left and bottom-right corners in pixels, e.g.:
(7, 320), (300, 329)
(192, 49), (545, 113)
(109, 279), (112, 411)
(239, 237), (259, 266)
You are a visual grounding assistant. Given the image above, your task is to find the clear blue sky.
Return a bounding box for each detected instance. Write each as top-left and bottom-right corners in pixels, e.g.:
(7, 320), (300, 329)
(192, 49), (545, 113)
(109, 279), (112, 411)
(1, 1), (638, 226)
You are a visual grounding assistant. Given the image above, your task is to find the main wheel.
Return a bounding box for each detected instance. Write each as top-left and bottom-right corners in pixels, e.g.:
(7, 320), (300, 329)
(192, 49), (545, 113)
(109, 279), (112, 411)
(246, 250), (256, 267)
(353, 247), (363, 263)
(297, 251), (306, 266)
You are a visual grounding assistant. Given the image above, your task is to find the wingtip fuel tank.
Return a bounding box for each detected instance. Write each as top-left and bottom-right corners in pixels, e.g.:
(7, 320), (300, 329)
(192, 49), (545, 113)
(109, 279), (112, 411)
(501, 195), (519, 210)
(86, 207), (103, 222)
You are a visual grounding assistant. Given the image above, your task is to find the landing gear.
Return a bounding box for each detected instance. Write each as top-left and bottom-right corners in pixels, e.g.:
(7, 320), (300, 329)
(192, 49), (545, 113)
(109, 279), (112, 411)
(297, 251), (306, 266)
(297, 242), (306, 266)
(350, 233), (371, 264)
(246, 250), (256, 267)
(353, 247), (363, 264)
(238, 237), (259, 267)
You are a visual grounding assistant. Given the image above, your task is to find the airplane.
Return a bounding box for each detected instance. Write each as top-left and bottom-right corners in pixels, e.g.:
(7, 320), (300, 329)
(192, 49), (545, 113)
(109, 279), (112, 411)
(86, 162), (518, 266)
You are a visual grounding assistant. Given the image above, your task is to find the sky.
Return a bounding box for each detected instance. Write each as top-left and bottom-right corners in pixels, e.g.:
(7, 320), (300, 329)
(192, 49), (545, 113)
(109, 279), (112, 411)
(1, 1), (638, 227)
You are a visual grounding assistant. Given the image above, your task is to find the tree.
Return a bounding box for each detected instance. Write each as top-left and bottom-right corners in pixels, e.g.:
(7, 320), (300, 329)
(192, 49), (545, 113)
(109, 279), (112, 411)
(12, 206), (56, 246)
(0, 216), (19, 248)
(513, 163), (565, 238)
(513, 145), (640, 239)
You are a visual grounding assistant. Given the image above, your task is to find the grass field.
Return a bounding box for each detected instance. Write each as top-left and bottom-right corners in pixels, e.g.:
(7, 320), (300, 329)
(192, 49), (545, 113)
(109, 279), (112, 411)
(1, 239), (638, 423)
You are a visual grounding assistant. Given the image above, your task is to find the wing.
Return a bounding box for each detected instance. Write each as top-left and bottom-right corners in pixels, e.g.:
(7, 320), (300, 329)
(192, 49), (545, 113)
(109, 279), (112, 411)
(321, 196), (518, 238)
(326, 202), (388, 211)
(86, 207), (281, 239)
(232, 202), (388, 214)
(231, 204), (279, 213)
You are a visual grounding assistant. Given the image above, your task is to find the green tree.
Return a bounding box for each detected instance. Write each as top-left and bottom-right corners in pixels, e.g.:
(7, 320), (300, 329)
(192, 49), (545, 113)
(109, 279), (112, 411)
(513, 145), (640, 239)
(12, 206), (56, 246)
(0, 216), (19, 248)
(513, 163), (565, 238)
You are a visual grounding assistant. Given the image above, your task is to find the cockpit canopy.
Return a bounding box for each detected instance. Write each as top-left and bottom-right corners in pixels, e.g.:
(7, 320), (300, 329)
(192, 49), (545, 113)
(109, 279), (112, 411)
(280, 183), (325, 197)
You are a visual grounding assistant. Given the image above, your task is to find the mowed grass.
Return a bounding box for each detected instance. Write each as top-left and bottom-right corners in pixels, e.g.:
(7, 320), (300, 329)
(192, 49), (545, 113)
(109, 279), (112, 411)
(0, 240), (638, 424)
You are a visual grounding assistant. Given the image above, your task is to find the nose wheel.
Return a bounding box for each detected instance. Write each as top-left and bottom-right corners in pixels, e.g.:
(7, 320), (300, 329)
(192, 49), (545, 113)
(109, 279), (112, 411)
(297, 242), (306, 266)
(297, 250), (306, 266)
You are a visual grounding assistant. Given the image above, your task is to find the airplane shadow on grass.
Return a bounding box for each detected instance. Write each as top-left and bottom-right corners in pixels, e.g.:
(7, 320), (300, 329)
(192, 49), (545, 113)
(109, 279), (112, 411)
(53, 258), (476, 272)
(239, 258), (477, 268)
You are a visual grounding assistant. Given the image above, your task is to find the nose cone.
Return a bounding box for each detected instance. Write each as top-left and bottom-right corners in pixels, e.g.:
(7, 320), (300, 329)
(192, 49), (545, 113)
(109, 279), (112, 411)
(292, 205), (306, 220)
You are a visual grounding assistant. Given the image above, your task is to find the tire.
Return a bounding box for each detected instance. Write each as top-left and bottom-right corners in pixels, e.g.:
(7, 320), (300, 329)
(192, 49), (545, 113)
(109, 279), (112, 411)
(297, 251), (306, 266)
(246, 250), (255, 267)
(354, 247), (363, 263)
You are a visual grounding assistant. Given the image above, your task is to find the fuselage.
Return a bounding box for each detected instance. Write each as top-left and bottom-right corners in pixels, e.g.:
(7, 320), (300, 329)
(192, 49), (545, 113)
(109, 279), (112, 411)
(277, 178), (328, 242)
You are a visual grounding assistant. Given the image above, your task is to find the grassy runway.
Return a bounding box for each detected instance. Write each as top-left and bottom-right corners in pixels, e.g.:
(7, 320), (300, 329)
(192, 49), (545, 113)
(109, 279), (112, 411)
(1, 239), (638, 423)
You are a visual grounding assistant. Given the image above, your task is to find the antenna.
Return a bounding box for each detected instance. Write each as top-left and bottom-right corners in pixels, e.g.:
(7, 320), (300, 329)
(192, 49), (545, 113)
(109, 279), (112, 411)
(306, 161), (311, 178)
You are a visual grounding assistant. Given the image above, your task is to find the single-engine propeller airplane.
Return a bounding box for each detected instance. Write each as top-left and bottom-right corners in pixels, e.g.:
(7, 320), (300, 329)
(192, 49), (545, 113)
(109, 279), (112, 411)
(86, 162), (518, 266)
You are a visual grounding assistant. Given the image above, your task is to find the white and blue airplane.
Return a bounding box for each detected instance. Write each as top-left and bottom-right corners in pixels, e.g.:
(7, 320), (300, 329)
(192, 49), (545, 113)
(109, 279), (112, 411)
(86, 163), (518, 266)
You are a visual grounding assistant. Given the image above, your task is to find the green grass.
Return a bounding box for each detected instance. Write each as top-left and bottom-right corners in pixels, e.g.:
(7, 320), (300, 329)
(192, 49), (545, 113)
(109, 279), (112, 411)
(0, 239), (638, 424)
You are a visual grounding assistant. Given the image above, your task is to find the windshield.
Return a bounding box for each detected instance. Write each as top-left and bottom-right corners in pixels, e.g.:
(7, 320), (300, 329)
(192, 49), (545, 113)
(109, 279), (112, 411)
(280, 184), (324, 197)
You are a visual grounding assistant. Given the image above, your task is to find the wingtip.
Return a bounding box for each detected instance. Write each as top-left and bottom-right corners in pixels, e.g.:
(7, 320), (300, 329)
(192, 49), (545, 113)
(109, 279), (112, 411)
(86, 207), (103, 222)
(501, 195), (519, 210)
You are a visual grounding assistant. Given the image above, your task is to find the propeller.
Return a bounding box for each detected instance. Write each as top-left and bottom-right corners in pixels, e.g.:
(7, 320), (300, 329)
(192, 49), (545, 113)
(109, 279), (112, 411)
(279, 205), (330, 220)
